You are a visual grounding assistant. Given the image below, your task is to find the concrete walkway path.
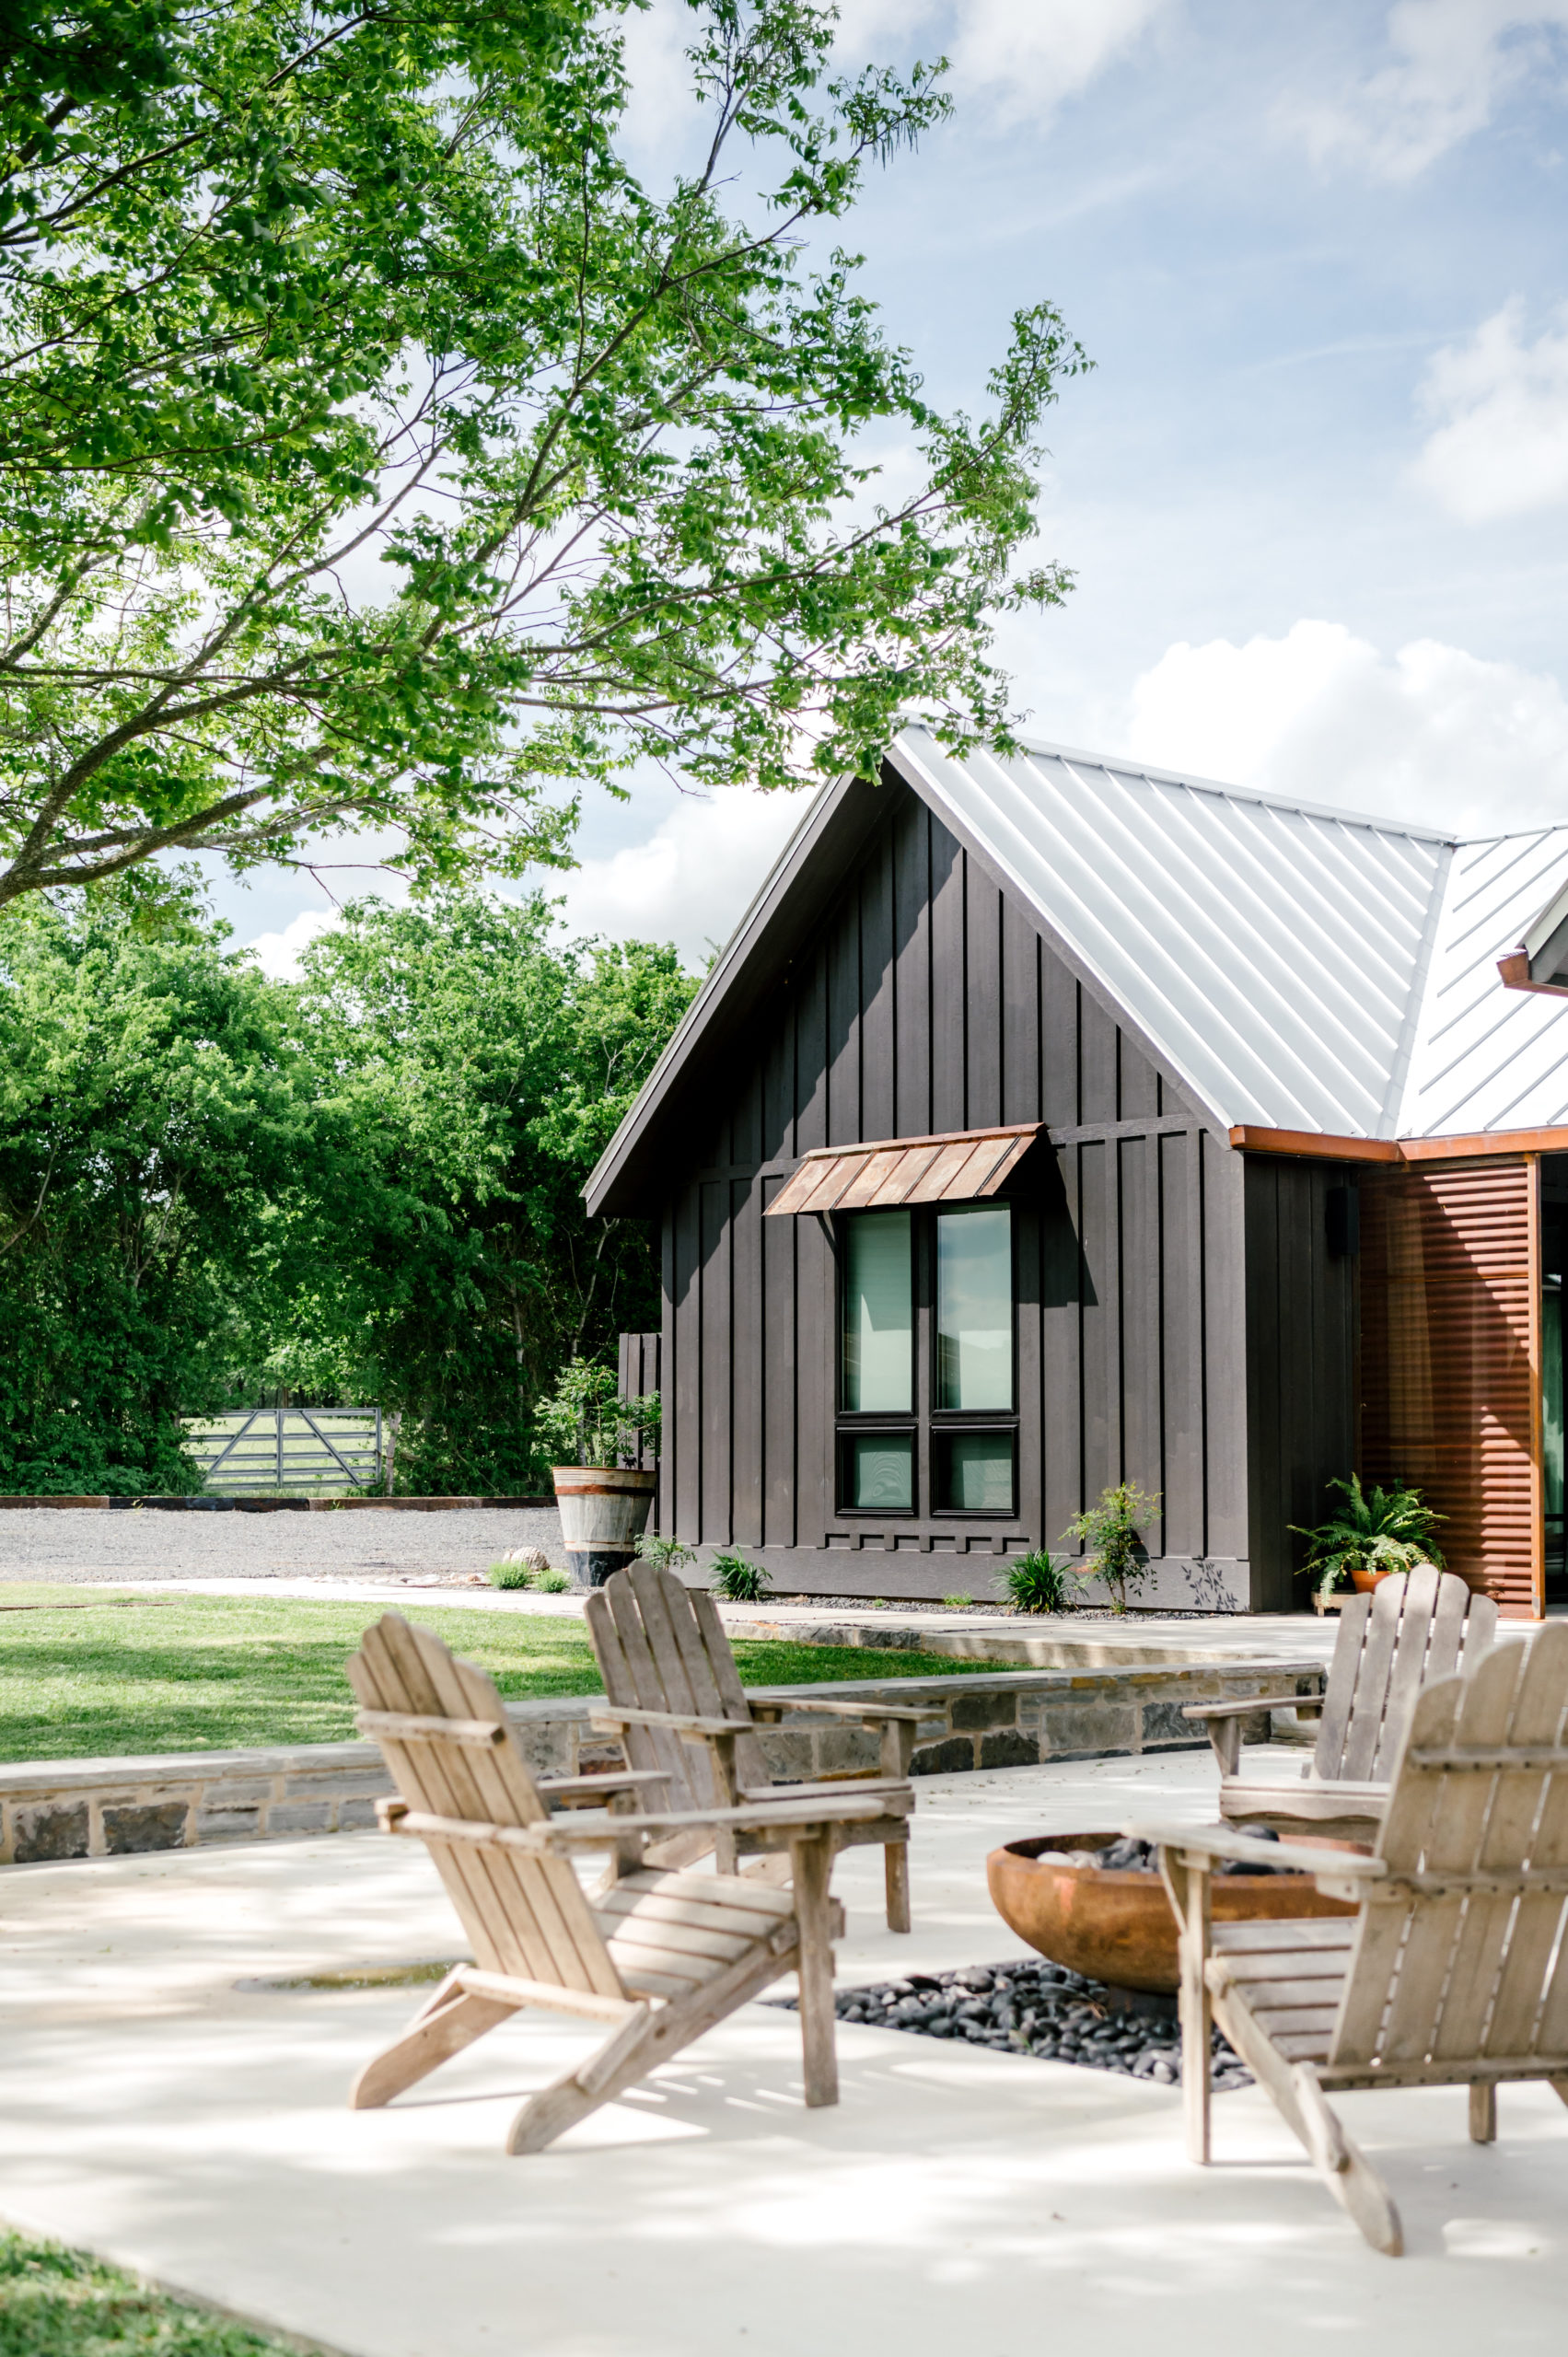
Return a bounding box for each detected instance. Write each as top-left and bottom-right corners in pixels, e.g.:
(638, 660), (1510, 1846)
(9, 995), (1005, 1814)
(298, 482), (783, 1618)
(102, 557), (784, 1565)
(2, 1750), (1564, 2356)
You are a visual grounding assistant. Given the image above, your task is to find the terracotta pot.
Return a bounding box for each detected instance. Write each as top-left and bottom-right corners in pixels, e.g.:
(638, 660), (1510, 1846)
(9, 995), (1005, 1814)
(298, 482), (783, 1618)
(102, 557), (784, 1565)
(986, 1829), (1360, 1995)
(551, 1466), (656, 1590)
(1349, 1564), (1398, 1596)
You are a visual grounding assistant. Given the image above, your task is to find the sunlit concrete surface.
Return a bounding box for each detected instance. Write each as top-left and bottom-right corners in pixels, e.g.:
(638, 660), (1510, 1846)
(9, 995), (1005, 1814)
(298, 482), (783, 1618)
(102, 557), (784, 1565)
(2, 1751), (1565, 2357)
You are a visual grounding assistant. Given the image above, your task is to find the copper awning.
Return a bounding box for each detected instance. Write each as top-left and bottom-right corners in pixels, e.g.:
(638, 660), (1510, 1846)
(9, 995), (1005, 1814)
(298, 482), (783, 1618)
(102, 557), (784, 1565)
(764, 1123), (1042, 1217)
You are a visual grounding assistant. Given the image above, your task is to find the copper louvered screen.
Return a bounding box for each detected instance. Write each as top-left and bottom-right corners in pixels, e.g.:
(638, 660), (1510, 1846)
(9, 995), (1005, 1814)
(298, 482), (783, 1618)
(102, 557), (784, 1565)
(763, 1123), (1041, 1217)
(1359, 1156), (1540, 1619)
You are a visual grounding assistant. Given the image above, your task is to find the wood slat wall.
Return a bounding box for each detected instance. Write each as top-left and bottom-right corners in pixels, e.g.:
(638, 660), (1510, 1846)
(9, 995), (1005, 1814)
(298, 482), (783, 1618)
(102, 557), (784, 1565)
(1359, 1156), (1541, 1619)
(652, 780), (1253, 1599)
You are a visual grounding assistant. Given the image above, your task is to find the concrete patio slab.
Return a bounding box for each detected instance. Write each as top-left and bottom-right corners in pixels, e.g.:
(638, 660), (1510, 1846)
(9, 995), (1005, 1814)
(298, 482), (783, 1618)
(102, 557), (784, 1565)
(2, 1750), (1564, 2357)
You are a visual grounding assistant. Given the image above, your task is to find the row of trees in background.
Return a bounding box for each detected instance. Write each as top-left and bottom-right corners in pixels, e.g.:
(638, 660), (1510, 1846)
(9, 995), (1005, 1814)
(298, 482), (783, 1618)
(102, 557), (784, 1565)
(0, 884), (695, 1493)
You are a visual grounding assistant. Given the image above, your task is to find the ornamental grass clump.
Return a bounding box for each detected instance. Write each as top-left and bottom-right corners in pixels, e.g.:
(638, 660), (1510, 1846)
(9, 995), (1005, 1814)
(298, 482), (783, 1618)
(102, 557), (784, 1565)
(1063, 1483), (1161, 1613)
(710, 1552), (772, 1604)
(1001, 1550), (1073, 1615)
(1292, 1474), (1444, 1607)
(634, 1533), (698, 1576)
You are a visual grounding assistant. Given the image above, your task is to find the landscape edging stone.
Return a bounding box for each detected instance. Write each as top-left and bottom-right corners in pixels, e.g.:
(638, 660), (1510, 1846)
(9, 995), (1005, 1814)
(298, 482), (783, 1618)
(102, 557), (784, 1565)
(0, 1659), (1322, 1865)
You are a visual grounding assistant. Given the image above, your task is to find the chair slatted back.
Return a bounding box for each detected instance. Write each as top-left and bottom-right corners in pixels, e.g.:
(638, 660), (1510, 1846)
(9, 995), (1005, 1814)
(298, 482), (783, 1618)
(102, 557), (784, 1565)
(1314, 1566), (1497, 1783)
(1328, 1621), (1568, 2073)
(586, 1564), (772, 1801)
(347, 1614), (624, 2001)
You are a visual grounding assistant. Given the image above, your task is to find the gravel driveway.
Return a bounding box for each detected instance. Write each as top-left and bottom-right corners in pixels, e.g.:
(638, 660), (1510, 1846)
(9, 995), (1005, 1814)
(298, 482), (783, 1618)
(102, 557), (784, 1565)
(0, 1505), (564, 1583)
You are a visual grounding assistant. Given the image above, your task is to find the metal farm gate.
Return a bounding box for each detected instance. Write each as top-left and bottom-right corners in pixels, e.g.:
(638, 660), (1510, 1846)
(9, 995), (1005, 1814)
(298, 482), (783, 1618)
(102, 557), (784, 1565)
(182, 1407), (384, 1495)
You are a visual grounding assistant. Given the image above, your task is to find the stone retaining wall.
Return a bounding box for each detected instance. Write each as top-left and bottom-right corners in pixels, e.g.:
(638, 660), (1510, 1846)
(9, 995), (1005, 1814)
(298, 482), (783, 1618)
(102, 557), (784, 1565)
(0, 1657), (1322, 1865)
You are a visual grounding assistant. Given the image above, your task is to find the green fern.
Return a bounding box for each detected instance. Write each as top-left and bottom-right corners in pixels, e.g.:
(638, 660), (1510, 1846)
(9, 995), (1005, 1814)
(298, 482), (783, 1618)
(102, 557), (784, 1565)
(1291, 1474), (1445, 1603)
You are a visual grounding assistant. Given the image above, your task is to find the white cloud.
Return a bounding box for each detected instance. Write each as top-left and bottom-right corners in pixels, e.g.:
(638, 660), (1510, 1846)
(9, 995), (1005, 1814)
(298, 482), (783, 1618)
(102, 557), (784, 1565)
(1410, 300), (1568, 521)
(1288, 3), (1568, 181)
(836, 0), (1174, 126)
(243, 907), (342, 980)
(555, 784), (810, 962)
(1122, 618), (1568, 837)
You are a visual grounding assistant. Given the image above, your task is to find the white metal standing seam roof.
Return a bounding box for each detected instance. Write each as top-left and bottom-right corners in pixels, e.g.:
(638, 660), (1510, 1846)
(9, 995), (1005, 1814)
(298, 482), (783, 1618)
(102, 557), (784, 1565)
(886, 725), (1568, 1143)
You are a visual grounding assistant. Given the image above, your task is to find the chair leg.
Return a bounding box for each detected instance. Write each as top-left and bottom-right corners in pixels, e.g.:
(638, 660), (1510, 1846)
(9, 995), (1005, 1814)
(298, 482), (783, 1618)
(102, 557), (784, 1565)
(506, 2003), (656, 2155)
(1551, 2078), (1568, 2112)
(1212, 1991), (1403, 2258)
(506, 1939), (800, 2154)
(1161, 1853), (1212, 2165)
(790, 1832), (840, 2107)
(884, 1837), (912, 1934)
(351, 1988), (517, 2110)
(1469, 2082), (1497, 2143)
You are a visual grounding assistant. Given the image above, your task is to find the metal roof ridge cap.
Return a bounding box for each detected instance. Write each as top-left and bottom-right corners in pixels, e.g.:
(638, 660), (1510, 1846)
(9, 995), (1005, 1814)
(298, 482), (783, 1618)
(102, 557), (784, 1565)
(893, 722), (1458, 844)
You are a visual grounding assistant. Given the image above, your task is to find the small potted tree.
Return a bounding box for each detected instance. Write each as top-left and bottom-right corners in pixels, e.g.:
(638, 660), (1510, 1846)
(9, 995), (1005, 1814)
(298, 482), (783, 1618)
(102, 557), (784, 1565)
(536, 1360), (661, 1591)
(1292, 1474), (1445, 1611)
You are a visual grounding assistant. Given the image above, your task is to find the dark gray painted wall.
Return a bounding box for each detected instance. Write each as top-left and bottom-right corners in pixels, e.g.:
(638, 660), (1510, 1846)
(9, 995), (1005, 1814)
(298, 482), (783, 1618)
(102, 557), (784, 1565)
(1241, 1156), (1359, 1612)
(645, 778), (1282, 1606)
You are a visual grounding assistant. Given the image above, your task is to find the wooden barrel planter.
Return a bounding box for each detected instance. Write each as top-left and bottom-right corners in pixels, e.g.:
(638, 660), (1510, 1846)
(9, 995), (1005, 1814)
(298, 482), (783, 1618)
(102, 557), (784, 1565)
(986, 1829), (1360, 1995)
(551, 1467), (656, 1590)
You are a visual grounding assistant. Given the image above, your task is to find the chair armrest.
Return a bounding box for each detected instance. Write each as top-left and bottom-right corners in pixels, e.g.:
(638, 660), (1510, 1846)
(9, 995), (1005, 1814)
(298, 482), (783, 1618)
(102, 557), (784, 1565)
(1180, 1694), (1324, 1724)
(588, 1705), (755, 1738)
(1122, 1817), (1387, 1883)
(748, 1697), (927, 1726)
(384, 1788), (907, 1855)
(537, 1771), (671, 1805)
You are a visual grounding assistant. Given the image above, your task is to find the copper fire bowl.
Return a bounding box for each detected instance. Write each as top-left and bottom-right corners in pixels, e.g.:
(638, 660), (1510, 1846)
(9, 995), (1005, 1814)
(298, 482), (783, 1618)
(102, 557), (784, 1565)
(986, 1830), (1360, 1995)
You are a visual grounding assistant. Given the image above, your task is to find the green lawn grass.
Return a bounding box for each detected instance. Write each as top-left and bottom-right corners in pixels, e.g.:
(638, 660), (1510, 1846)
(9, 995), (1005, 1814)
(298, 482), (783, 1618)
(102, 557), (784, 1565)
(0, 1590), (988, 1762)
(0, 2229), (305, 2357)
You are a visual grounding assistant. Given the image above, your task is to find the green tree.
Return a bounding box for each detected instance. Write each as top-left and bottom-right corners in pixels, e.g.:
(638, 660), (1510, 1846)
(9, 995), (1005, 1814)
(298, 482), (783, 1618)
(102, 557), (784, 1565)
(0, 886), (313, 1490)
(0, 882), (694, 1493)
(254, 892), (696, 1491)
(0, 0), (1086, 911)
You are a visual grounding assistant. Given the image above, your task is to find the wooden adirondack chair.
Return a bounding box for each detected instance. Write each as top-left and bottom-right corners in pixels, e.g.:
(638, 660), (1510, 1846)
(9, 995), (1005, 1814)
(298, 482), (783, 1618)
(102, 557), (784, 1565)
(346, 1613), (910, 2153)
(1131, 1620), (1568, 2255)
(1182, 1564), (1498, 1840)
(583, 1562), (922, 1932)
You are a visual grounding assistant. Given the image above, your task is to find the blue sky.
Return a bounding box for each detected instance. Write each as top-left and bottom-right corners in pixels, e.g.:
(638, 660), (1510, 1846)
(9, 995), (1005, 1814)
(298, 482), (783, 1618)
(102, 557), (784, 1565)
(229, 1), (1568, 971)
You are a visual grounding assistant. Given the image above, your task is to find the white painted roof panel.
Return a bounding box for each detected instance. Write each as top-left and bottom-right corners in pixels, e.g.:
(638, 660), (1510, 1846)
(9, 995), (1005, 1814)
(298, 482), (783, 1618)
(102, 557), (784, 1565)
(889, 726), (1455, 1137)
(890, 726), (1568, 1143)
(1397, 829), (1568, 1136)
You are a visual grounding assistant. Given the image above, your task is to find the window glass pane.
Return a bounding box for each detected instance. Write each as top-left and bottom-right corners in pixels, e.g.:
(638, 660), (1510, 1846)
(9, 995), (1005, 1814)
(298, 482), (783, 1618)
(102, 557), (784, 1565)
(935, 1431), (1016, 1513)
(936, 1205), (1013, 1409)
(844, 1433), (913, 1512)
(842, 1211), (912, 1411)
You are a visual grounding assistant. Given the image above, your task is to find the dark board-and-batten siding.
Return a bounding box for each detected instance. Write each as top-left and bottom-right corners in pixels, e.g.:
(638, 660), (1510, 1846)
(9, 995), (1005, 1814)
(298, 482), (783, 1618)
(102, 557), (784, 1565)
(652, 783), (1253, 1607)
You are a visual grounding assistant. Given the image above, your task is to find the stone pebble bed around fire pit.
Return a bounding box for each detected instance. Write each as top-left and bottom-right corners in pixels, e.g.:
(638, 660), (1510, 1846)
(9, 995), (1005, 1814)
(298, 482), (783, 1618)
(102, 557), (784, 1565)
(773, 1957), (1254, 2090)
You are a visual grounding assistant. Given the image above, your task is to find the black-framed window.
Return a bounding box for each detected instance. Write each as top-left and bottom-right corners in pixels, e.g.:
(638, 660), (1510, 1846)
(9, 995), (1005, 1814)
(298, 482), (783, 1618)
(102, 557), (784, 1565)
(836, 1202), (1017, 1516)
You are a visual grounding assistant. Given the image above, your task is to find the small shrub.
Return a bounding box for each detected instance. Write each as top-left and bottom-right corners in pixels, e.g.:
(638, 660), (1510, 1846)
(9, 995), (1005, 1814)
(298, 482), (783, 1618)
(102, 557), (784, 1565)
(1062, 1483), (1162, 1614)
(534, 1359), (660, 1467)
(1001, 1550), (1072, 1614)
(942, 1591), (974, 1609)
(710, 1551), (772, 1604)
(634, 1532), (697, 1576)
(488, 1547), (550, 1591)
(535, 1566), (572, 1593)
(488, 1559), (534, 1590)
